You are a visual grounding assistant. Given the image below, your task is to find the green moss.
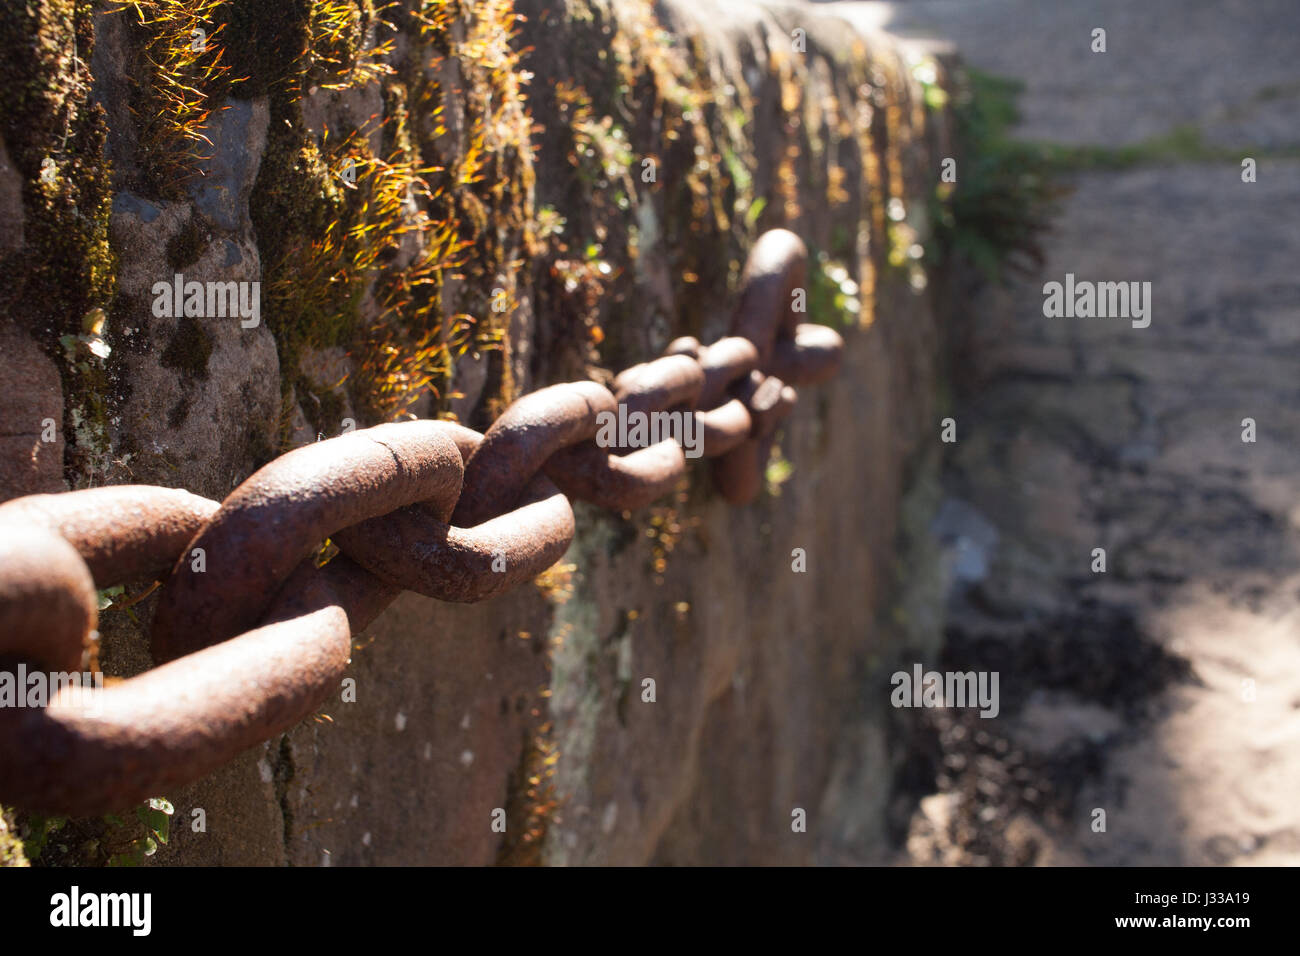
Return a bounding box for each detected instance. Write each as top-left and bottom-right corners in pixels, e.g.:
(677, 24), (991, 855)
(0, 0), (117, 485)
(520, 0), (748, 372)
(220, 0), (314, 98)
(220, 0), (383, 97)
(15, 812), (65, 864)
(160, 318), (213, 379)
(248, 99), (354, 445)
(227, 1), (418, 439)
(165, 212), (208, 270)
(0, 1), (114, 330)
(250, 105), (346, 284)
(1037, 122), (1300, 171)
(220, 1), (538, 438)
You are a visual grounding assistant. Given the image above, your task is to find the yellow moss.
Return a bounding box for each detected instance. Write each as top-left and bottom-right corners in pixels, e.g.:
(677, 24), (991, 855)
(495, 718), (561, 866)
(644, 482), (696, 584)
(246, 0), (536, 436)
(307, 0), (395, 90)
(0, 809), (30, 867)
(533, 562), (576, 604)
(112, 0), (241, 198)
(767, 46), (804, 222)
(405, 0), (534, 421)
(524, 0), (751, 367)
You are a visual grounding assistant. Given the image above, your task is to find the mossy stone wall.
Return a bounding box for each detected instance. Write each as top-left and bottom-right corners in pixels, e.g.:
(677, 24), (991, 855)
(0, 0), (954, 865)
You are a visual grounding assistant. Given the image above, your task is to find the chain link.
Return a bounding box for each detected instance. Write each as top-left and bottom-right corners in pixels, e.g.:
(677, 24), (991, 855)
(0, 229), (845, 815)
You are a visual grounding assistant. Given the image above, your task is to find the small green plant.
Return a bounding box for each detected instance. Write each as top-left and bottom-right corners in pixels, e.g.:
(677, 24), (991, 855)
(16, 796), (177, 866)
(98, 585), (125, 611)
(927, 68), (1070, 283)
(808, 253), (861, 328)
(107, 797), (174, 867)
(764, 445), (794, 497)
(58, 308), (112, 371)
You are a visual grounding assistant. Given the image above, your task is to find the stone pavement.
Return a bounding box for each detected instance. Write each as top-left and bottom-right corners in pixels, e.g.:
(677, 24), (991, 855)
(822, 0), (1300, 864)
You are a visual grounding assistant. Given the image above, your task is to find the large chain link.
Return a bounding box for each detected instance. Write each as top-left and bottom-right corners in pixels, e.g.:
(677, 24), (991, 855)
(0, 229), (844, 815)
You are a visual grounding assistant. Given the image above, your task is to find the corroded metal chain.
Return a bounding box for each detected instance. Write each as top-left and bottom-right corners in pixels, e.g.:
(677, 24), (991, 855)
(0, 230), (843, 816)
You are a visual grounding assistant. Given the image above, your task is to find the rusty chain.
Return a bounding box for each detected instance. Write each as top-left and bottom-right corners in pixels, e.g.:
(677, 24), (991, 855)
(0, 229), (844, 816)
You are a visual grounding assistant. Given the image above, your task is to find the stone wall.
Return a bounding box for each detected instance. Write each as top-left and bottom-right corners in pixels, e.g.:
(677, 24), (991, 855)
(0, 0), (954, 865)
